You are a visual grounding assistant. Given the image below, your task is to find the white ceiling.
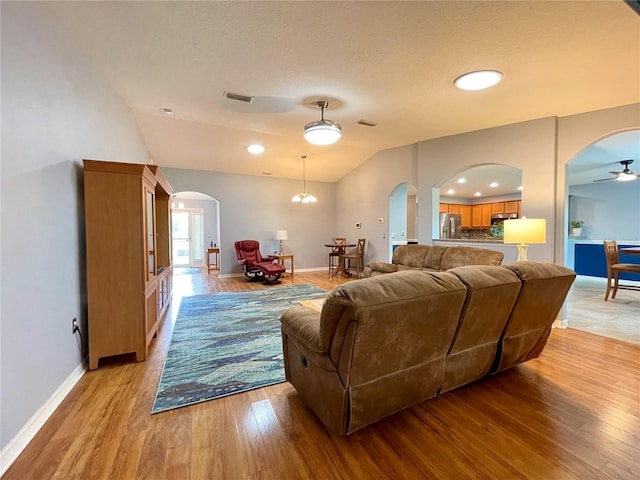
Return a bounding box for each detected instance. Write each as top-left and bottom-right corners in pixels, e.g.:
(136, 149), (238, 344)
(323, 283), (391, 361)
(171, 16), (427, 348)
(43, 1), (640, 185)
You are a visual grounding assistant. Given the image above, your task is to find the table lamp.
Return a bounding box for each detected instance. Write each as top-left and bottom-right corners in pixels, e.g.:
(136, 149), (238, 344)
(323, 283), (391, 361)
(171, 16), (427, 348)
(503, 218), (546, 261)
(275, 230), (288, 255)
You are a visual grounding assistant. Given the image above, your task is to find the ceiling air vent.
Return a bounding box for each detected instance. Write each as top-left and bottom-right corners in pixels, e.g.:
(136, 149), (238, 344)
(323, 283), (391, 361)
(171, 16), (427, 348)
(357, 119), (378, 127)
(223, 91), (254, 103)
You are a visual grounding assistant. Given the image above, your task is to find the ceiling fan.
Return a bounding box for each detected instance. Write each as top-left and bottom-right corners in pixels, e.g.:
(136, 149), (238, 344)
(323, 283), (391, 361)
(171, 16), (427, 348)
(593, 159), (640, 182)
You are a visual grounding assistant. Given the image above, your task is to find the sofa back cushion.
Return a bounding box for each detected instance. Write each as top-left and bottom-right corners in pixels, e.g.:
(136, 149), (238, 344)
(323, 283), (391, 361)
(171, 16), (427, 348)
(493, 262), (576, 373)
(424, 245), (449, 270)
(440, 246), (504, 270)
(392, 244), (430, 268)
(441, 265), (522, 393)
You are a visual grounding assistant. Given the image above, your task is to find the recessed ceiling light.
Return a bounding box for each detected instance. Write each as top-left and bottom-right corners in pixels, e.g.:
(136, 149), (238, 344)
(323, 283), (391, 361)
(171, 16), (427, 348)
(474, 192), (482, 197)
(447, 189), (455, 194)
(489, 182), (498, 188)
(517, 185), (523, 191)
(457, 178), (466, 184)
(247, 144), (265, 154)
(163, 108), (174, 115)
(454, 70), (503, 91)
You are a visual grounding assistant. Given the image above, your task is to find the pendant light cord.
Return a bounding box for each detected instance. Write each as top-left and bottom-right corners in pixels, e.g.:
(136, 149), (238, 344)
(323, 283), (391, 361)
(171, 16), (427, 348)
(302, 155), (307, 192)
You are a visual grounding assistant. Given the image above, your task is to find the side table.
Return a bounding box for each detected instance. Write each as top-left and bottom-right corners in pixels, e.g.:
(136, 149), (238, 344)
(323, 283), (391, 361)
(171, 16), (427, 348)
(207, 247), (220, 273)
(273, 254), (294, 275)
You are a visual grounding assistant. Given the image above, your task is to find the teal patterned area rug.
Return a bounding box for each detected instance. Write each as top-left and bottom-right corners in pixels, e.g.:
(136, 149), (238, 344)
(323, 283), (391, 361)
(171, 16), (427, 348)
(151, 284), (326, 414)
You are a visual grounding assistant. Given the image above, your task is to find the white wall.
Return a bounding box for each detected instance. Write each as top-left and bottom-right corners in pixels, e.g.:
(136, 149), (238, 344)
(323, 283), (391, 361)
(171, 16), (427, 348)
(556, 103), (640, 265)
(0, 1), (149, 459)
(568, 181), (640, 242)
(335, 144), (417, 263)
(417, 118), (558, 262)
(163, 169), (336, 274)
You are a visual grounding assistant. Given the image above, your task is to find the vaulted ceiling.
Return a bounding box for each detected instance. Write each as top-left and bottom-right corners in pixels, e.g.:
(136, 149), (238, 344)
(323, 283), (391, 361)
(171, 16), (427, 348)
(44, 1), (640, 184)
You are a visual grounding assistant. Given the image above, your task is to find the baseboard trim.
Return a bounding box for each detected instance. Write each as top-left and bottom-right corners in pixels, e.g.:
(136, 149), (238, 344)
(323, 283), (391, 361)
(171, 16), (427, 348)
(0, 362), (86, 476)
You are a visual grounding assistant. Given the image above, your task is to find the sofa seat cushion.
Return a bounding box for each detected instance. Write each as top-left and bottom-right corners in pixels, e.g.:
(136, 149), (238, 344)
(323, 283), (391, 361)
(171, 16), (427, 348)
(396, 264), (423, 272)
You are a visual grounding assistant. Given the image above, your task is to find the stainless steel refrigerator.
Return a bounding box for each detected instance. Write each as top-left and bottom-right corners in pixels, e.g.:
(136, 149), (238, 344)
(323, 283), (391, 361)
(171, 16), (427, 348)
(440, 213), (462, 239)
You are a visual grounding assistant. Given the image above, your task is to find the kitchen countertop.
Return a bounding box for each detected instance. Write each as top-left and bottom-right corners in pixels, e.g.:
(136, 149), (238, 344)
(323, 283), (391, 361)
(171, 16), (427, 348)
(568, 239), (640, 246)
(433, 238), (504, 245)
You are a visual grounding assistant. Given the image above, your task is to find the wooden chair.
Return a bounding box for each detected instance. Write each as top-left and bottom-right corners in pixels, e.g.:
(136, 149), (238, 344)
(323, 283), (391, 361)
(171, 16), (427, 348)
(603, 240), (640, 300)
(343, 238), (366, 278)
(328, 237), (347, 276)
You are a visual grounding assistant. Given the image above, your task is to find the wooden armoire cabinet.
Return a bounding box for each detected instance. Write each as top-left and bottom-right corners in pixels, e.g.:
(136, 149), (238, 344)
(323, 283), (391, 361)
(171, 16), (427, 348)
(83, 160), (173, 369)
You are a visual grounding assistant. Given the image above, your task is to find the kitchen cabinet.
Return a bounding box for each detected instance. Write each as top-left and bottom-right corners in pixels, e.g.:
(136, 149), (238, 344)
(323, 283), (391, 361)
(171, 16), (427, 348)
(472, 204), (491, 227)
(471, 205), (482, 227)
(505, 201), (519, 213)
(447, 204), (460, 214)
(491, 202), (505, 214)
(445, 200), (520, 228)
(460, 205), (471, 228)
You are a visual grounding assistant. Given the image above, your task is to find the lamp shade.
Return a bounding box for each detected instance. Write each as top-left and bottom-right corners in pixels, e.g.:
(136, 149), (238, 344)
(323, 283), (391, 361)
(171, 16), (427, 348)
(275, 230), (288, 240)
(503, 219), (546, 244)
(303, 120), (342, 145)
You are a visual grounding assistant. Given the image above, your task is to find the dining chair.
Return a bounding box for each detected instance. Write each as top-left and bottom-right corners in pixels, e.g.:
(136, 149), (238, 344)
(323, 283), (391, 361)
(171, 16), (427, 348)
(342, 238), (366, 278)
(328, 237), (347, 276)
(603, 240), (640, 300)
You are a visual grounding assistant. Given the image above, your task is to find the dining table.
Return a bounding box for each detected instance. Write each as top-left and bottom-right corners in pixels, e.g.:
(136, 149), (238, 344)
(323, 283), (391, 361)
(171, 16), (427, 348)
(619, 246), (640, 256)
(324, 242), (356, 276)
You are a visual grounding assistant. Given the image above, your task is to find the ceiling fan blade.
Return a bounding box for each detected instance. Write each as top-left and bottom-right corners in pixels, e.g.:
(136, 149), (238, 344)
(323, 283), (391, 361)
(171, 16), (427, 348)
(592, 177), (616, 182)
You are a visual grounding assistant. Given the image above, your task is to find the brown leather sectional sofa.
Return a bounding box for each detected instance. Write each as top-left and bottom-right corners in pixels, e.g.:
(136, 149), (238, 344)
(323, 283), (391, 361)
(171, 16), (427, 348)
(363, 244), (504, 277)
(280, 262), (576, 435)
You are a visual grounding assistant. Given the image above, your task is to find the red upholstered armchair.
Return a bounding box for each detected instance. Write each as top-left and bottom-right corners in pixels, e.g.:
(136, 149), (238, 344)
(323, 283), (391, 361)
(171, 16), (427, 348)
(235, 240), (286, 284)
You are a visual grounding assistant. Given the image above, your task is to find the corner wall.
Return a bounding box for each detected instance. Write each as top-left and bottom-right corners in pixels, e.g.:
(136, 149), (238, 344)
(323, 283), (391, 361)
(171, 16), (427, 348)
(0, 1), (148, 462)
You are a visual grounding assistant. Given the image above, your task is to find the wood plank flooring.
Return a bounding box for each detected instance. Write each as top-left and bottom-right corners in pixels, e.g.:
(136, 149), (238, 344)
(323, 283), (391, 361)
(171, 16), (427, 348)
(4, 269), (639, 480)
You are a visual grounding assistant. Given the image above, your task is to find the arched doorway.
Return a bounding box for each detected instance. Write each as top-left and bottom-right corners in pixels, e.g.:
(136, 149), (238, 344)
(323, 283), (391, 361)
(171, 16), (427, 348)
(388, 183), (418, 260)
(563, 129), (640, 341)
(171, 191), (220, 271)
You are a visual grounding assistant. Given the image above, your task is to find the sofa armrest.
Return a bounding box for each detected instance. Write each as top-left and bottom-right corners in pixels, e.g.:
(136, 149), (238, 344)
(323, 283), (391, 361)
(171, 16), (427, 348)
(366, 262), (398, 274)
(280, 306), (325, 354)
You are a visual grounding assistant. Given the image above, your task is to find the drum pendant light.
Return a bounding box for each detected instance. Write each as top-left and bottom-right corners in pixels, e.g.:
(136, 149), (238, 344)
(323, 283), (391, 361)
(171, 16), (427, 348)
(303, 101), (342, 145)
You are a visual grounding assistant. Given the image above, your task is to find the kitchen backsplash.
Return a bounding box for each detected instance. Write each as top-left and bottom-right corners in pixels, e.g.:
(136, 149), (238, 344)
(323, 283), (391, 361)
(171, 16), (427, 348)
(462, 229), (494, 239)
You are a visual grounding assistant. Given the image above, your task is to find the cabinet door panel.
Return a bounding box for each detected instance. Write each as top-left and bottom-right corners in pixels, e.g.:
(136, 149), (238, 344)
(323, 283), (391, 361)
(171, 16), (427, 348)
(505, 201), (519, 213)
(491, 202), (505, 214)
(460, 205), (471, 228)
(448, 204), (460, 214)
(481, 204), (492, 227)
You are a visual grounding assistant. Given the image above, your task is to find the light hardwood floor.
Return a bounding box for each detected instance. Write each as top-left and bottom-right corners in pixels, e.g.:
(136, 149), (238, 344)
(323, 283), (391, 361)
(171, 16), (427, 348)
(4, 269), (639, 480)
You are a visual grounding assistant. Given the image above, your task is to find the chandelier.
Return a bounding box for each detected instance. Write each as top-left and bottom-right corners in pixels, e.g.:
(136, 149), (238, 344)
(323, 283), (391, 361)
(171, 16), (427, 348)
(303, 101), (342, 145)
(291, 155), (317, 203)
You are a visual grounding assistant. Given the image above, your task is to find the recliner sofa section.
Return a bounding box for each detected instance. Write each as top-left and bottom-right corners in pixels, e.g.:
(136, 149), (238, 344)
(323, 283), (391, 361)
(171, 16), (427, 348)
(280, 262), (575, 435)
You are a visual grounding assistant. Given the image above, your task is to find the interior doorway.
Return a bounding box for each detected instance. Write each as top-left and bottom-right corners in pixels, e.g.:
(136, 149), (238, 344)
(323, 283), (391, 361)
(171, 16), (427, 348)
(170, 191), (221, 271)
(388, 183), (418, 261)
(171, 208), (205, 267)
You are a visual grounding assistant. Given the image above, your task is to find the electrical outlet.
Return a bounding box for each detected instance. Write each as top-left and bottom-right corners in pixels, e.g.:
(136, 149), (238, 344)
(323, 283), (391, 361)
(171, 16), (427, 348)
(72, 317), (79, 334)
(378, 217), (384, 224)
(355, 222), (361, 229)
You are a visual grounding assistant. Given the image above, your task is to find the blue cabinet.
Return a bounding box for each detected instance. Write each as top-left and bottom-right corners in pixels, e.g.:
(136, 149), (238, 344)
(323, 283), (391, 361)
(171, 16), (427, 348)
(574, 243), (640, 281)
